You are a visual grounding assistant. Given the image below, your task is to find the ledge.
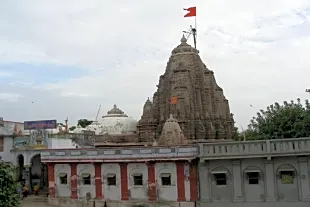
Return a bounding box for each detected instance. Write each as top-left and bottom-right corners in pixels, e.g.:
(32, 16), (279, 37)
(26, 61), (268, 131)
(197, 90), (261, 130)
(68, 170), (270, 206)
(199, 137), (310, 160)
(41, 145), (198, 163)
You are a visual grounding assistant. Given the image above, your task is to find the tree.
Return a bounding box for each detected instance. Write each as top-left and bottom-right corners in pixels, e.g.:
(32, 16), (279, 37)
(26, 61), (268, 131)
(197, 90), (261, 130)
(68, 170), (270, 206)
(0, 161), (20, 207)
(69, 126), (76, 131)
(77, 119), (93, 128)
(246, 98), (310, 140)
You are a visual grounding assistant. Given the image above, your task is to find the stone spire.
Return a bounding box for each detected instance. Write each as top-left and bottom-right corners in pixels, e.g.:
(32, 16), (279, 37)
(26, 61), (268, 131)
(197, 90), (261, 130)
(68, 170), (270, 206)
(137, 35), (234, 141)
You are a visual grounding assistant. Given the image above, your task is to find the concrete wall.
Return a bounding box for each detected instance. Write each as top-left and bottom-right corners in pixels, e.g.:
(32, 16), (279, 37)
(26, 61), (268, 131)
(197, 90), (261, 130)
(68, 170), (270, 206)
(127, 163), (148, 200)
(54, 164), (71, 198)
(0, 137), (14, 163)
(102, 163), (121, 201)
(48, 138), (78, 149)
(155, 162), (178, 201)
(198, 156), (310, 207)
(77, 164), (95, 198)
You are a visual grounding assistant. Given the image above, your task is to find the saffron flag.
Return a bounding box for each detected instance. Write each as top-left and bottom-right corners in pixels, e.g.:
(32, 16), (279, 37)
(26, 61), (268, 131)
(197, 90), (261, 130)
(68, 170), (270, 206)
(184, 7), (196, 17)
(169, 97), (178, 104)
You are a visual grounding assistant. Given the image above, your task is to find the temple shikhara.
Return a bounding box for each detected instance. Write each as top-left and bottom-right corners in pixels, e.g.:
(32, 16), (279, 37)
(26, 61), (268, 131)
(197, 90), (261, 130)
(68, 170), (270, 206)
(138, 35), (234, 142)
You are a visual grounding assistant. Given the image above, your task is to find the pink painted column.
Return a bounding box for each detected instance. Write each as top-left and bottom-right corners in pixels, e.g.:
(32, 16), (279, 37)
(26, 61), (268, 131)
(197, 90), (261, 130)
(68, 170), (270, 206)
(47, 163), (55, 198)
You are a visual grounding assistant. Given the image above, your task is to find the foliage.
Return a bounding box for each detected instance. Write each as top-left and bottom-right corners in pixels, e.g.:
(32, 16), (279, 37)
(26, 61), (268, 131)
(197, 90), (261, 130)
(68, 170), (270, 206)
(77, 119), (93, 128)
(57, 123), (65, 127)
(281, 174), (293, 184)
(246, 98), (310, 140)
(0, 161), (20, 207)
(232, 127), (242, 141)
(69, 126), (76, 131)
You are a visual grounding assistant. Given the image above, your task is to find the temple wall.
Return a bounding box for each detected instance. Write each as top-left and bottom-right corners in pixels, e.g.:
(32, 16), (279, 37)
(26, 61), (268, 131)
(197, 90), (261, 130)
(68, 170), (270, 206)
(155, 162), (178, 201)
(197, 138), (310, 207)
(46, 159), (197, 207)
(77, 163), (96, 198)
(54, 163), (71, 198)
(102, 163), (121, 201)
(127, 163), (148, 200)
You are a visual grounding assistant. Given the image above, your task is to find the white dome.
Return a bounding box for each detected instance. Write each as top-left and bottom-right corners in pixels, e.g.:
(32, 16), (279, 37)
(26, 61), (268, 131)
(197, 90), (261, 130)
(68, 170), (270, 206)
(71, 125), (85, 134)
(86, 104), (137, 135)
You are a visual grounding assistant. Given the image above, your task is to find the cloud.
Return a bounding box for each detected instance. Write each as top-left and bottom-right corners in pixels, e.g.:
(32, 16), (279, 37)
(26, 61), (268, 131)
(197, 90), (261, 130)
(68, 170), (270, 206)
(1, 0), (310, 129)
(0, 93), (23, 102)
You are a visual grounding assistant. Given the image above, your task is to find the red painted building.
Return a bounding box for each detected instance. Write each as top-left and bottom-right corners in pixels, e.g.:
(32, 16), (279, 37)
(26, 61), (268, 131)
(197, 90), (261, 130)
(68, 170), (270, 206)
(41, 145), (198, 207)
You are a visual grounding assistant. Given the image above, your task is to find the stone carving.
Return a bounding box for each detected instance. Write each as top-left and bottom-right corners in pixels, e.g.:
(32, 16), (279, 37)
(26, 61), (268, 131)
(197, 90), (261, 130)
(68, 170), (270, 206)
(137, 35), (234, 141)
(106, 104), (125, 115)
(157, 114), (187, 145)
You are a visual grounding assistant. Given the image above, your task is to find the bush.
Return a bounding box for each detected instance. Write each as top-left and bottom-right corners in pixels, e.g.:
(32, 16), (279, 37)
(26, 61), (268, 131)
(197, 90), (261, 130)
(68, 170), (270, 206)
(0, 161), (20, 207)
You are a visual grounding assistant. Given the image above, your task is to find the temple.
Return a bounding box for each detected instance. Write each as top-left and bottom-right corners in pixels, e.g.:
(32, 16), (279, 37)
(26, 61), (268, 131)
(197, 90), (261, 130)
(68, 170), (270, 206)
(1, 35), (310, 207)
(137, 35), (234, 142)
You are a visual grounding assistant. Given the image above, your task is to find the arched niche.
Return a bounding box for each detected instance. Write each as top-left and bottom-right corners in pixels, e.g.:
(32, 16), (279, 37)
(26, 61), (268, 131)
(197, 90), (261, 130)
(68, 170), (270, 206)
(30, 154), (46, 189)
(128, 167), (147, 186)
(210, 166), (232, 202)
(243, 166), (265, 202)
(276, 164), (299, 201)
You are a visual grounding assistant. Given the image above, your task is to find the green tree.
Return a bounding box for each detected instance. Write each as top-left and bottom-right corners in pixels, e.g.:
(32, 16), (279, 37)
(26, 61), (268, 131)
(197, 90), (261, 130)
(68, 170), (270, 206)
(232, 126), (243, 141)
(69, 126), (76, 131)
(0, 161), (20, 207)
(77, 119), (93, 128)
(247, 98), (310, 140)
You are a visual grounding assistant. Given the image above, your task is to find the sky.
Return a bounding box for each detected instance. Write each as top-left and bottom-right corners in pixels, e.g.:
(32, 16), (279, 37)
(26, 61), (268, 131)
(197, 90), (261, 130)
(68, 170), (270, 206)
(0, 0), (310, 129)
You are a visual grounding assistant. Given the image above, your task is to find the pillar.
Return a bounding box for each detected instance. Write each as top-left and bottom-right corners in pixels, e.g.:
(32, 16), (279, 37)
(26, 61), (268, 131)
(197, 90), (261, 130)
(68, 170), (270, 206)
(232, 160), (243, 202)
(24, 165), (31, 192)
(70, 163), (78, 199)
(190, 163), (198, 201)
(47, 163), (55, 198)
(147, 162), (157, 201)
(298, 157), (310, 201)
(120, 163), (128, 200)
(198, 161), (210, 202)
(94, 163), (103, 199)
(176, 162), (186, 201)
(264, 159), (276, 202)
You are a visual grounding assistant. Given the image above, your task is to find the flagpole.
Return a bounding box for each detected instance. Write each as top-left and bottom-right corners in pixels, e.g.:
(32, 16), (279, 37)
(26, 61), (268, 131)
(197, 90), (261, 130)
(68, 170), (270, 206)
(195, 10), (197, 48)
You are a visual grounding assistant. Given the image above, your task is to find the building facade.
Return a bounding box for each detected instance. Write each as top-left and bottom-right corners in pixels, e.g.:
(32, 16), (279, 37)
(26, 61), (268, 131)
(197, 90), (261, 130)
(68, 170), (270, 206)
(41, 145), (198, 207)
(197, 138), (310, 207)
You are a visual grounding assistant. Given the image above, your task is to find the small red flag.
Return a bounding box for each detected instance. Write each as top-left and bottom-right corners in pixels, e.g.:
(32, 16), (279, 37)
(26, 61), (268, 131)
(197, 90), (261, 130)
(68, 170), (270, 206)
(169, 97), (178, 104)
(184, 7), (196, 17)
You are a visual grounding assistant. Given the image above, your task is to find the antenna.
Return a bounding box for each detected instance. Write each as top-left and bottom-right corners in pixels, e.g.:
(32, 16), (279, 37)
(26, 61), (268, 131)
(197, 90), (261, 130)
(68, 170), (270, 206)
(95, 105), (101, 124)
(183, 25), (197, 49)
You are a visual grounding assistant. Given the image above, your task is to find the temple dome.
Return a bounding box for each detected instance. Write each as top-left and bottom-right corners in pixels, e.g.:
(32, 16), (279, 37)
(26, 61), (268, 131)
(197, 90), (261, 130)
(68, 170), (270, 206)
(71, 125), (85, 134)
(86, 104), (137, 135)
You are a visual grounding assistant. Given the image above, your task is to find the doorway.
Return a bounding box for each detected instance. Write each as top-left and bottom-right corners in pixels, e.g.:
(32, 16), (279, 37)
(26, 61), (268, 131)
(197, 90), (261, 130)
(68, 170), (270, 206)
(17, 154), (24, 182)
(30, 154), (48, 189)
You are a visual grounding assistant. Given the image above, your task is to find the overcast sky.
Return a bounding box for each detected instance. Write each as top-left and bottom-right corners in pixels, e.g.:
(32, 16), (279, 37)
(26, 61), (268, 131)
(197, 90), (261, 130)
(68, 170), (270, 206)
(0, 0), (310, 129)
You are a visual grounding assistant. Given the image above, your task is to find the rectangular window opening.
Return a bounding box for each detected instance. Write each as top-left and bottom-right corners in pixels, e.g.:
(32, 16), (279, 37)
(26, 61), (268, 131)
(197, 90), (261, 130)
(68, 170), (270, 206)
(213, 173), (227, 186)
(280, 171), (294, 184)
(107, 174), (116, 186)
(59, 174), (67, 185)
(82, 174), (91, 185)
(0, 137), (3, 152)
(246, 172), (260, 184)
(161, 173), (171, 186)
(133, 174), (143, 186)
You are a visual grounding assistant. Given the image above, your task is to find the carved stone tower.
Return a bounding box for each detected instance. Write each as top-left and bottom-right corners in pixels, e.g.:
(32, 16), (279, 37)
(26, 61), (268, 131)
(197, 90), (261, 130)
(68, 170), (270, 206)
(137, 35), (234, 141)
